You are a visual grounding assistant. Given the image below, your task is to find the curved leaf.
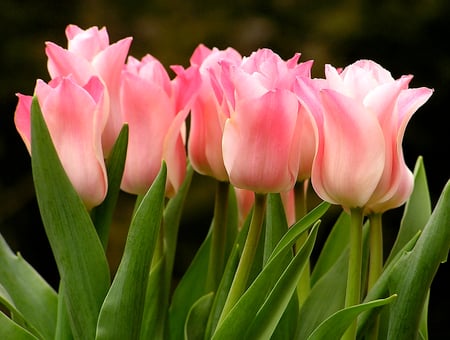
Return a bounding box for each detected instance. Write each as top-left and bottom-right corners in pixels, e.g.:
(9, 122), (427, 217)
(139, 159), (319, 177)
(0, 235), (57, 339)
(95, 163), (167, 340)
(31, 97), (110, 340)
(184, 293), (214, 340)
(307, 295), (397, 340)
(0, 312), (38, 340)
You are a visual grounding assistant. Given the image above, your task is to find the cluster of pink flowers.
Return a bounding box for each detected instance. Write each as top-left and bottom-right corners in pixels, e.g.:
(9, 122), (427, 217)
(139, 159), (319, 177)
(15, 25), (433, 215)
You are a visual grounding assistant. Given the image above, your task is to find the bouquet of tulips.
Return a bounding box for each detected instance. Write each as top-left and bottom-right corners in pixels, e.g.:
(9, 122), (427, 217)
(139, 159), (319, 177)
(1, 24), (448, 340)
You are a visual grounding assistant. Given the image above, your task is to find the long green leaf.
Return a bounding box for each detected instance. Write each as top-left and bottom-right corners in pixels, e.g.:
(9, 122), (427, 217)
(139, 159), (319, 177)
(204, 243), (240, 339)
(310, 211), (350, 285)
(139, 256), (166, 339)
(95, 163), (167, 340)
(297, 249), (348, 339)
(386, 156), (431, 265)
(184, 292), (214, 340)
(245, 225), (319, 339)
(0, 312), (39, 340)
(386, 179), (450, 339)
(30, 97), (110, 340)
(163, 164), (194, 285)
(204, 211), (253, 339)
(91, 124), (129, 249)
(268, 202), (330, 262)
(212, 221), (320, 339)
(263, 193), (298, 340)
(0, 234), (57, 339)
(307, 295), (397, 340)
(168, 229), (212, 340)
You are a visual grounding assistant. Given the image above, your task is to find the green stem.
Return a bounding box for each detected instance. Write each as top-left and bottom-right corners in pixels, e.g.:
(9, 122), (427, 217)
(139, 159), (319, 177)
(368, 213), (383, 290)
(205, 181), (230, 292)
(367, 213), (383, 340)
(217, 193), (267, 325)
(342, 207), (364, 340)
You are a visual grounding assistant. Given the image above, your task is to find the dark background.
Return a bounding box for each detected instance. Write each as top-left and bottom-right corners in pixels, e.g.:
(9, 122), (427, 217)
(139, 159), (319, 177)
(1, 0), (449, 338)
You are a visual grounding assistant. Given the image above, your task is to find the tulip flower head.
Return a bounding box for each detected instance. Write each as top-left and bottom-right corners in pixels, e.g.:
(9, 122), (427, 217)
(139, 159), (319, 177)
(120, 54), (193, 197)
(220, 49), (314, 193)
(301, 60), (433, 213)
(45, 24), (132, 154)
(15, 76), (109, 209)
(185, 44), (242, 181)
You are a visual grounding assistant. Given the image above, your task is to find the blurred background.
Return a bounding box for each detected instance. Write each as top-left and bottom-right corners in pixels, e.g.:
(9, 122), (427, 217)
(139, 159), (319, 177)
(0, 0), (449, 337)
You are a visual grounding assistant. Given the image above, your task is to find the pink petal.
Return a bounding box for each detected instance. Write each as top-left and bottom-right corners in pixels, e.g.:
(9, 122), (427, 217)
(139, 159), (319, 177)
(223, 89), (300, 193)
(45, 42), (94, 84)
(36, 78), (107, 208)
(312, 89), (386, 208)
(14, 94), (33, 153)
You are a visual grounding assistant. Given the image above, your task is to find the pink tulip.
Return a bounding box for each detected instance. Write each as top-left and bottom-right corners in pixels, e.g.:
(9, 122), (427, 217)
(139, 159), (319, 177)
(45, 24), (132, 154)
(120, 54), (194, 197)
(299, 60), (433, 212)
(220, 49), (314, 193)
(184, 44), (242, 181)
(15, 76), (108, 209)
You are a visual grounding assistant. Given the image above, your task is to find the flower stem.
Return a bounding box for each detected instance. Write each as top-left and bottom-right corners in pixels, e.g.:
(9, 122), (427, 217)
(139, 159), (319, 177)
(217, 193), (267, 325)
(367, 213), (383, 340)
(205, 181), (230, 292)
(343, 207), (364, 340)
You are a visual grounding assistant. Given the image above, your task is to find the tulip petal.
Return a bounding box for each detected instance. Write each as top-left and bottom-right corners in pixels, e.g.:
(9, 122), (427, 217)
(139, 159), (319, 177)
(312, 89), (386, 208)
(120, 72), (173, 195)
(46, 42), (94, 85)
(14, 94), (33, 153)
(35, 78), (107, 208)
(223, 89), (300, 193)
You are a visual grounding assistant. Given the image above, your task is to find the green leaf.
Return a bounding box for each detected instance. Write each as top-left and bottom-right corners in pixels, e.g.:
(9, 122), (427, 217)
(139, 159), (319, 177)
(30, 97), (110, 340)
(204, 209), (254, 339)
(95, 163), (167, 340)
(356, 229), (421, 336)
(386, 156), (431, 265)
(244, 225), (319, 340)
(55, 285), (74, 340)
(139, 256), (166, 339)
(263, 193), (299, 340)
(204, 243), (240, 339)
(311, 211), (350, 285)
(269, 202), (330, 262)
(91, 124), (129, 249)
(137, 164), (193, 339)
(0, 234), (57, 339)
(184, 292), (214, 340)
(307, 295), (397, 340)
(0, 312), (39, 340)
(297, 249), (348, 339)
(386, 179), (450, 339)
(0, 283), (27, 331)
(212, 221), (320, 339)
(163, 164), (194, 285)
(263, 193), (289, 266)
(168, 230), (212, 340)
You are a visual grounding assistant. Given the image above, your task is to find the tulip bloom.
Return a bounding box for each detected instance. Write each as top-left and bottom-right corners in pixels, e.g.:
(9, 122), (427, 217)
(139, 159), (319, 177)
(299, 60), (433, 212)
(46, 24), (132, 154)
(182, 44), (242, 181)
(220, 49), (314, 193)
(15, 76), (108, 209)
(120, 54), (194, 197)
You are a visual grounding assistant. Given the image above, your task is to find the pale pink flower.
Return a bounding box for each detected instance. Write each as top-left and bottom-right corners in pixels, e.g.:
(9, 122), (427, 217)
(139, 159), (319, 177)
(45, 24), (132, 154)
(15, 76), (108, 209)
(298, 60), (433, 213)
